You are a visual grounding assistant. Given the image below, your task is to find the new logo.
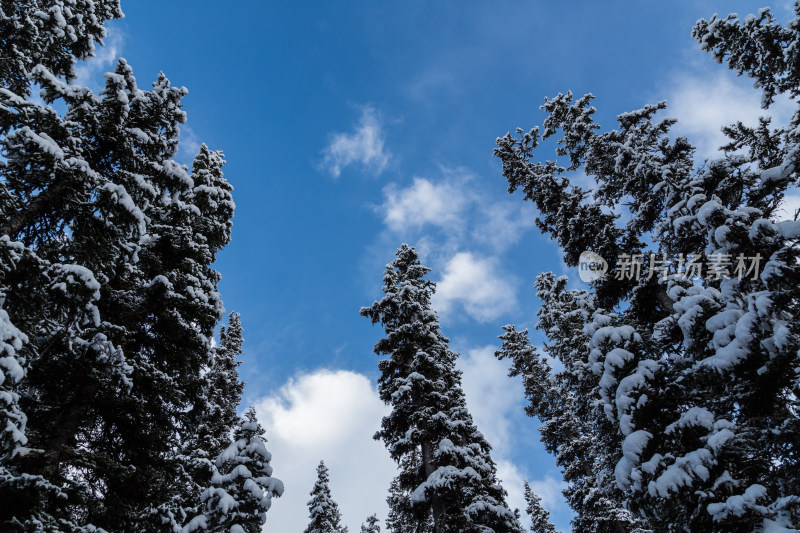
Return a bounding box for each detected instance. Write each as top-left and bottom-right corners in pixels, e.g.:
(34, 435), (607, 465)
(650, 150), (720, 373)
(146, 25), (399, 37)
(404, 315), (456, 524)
(578, 251), (608, 282)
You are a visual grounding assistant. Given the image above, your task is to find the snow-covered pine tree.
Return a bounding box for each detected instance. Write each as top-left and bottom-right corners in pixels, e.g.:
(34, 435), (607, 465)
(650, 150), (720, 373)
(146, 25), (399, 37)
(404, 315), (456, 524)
(494, 4), (800, 530)
(361, 514), (381, 533)
(1, 2), (245, 530)
(0, 241), (32, 517)
(180, 311), (246, 520)
(1, 3), (125, 516)
(304, 460), (348, 533)
(186, 406), (283, 533)
(361, 245), (523, 533)
(0, 2), (143, 530)
(496, 311), (642, 533)
(523, 482), (556, 533)
(128, 136), (237, 529)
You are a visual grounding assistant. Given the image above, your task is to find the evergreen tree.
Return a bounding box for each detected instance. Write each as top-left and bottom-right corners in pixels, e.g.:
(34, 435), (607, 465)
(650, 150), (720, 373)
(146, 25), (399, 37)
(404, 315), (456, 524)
(305, 460), (348, 533)
(0, 2), (246, 530)
(497, 314), (642, 533)
(494, 4), (800, 530)
(186, 407), (284, 533)
(523, 482), (556, 533)
(0, 3), (149, 530)
(361, 514), (381, 533)
(180, 312), (246, 520)
(362, 245), (523, 533)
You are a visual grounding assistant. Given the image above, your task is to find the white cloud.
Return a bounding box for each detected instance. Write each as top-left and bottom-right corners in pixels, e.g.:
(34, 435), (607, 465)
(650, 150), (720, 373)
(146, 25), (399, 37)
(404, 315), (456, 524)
(369, 172), (531, 326)
(434, 251), (517, 322)
(74, 26), (124, 90)
(778, 193), (800, 221)
(496, 459), (527, 515)
(666, 68), (800, 224)
(377, 168), (536, 255)
(177, 124), (202, 164)
(527, 474), (568, 512)
(667, 70), (794, 161)
(254, 370), (396, 532)
(458, 345), (528, 513)
(321, 107), (391, 178)
(458, 346), (521, 455)
(472, 202), (535, 253)
(252, 353), (570, 531)
(382, 177), (468, 233)
(494, 461), (566, 520)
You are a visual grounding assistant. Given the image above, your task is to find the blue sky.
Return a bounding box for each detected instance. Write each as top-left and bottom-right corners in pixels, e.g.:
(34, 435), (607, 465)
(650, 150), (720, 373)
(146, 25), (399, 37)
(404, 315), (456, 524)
(78, 2), (798, 531)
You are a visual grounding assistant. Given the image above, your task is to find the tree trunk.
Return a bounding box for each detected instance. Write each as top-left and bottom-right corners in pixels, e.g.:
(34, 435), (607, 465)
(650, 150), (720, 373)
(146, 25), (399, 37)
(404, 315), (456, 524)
(420, 441), (443, 533)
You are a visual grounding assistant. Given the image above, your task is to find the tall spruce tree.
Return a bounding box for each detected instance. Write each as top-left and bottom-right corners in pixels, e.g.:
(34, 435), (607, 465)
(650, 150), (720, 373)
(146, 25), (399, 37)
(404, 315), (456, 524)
(0, 7), (127, 522)
(522, 482), (556, 533)
(494, 4), (800, 531)
(496, 319), (642, 533)
(305, 460), (348, 533)
(361, 245), (523, 533)
(180, 311), (246, 521)
(186, 406), (283, 533)
(0, 3), (144, 529)
(0, 1), (250, 530)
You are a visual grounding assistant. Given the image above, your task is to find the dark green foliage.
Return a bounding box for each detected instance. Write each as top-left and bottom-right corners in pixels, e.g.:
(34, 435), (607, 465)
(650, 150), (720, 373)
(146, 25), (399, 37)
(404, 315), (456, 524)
(362, 245), (523, 533)
(0, 3), (250, 531)
(494, 4), (800, 531)
(523, 482), (556, 533)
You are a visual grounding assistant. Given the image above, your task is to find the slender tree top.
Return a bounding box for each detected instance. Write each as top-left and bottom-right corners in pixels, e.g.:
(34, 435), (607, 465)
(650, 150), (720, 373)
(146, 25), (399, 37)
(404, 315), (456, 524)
(523, 482), (556, 533)
(305, 460), (347, 533)
(362, 245), (523, 533)
(361, 514), (381, 533)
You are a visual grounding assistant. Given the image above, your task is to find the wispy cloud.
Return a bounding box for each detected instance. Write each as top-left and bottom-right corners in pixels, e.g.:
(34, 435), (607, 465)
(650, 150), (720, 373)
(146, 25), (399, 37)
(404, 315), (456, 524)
(459, 346), (523, 456)
(527, 474), (568, 513)
(663, 64), (799, 222)
(778, 193), (800, 221)
(434, 252), (517, 322)
(73, 26), (124, 90)
(471, 201), (535, 254)
(369, 168), (536, 322)
(254, 369), (395, 532)
(377, 169), (534, 255)
(320, 106), (391, 178)
(666, 69), (794, 161)
(177, 124), (202, 164)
